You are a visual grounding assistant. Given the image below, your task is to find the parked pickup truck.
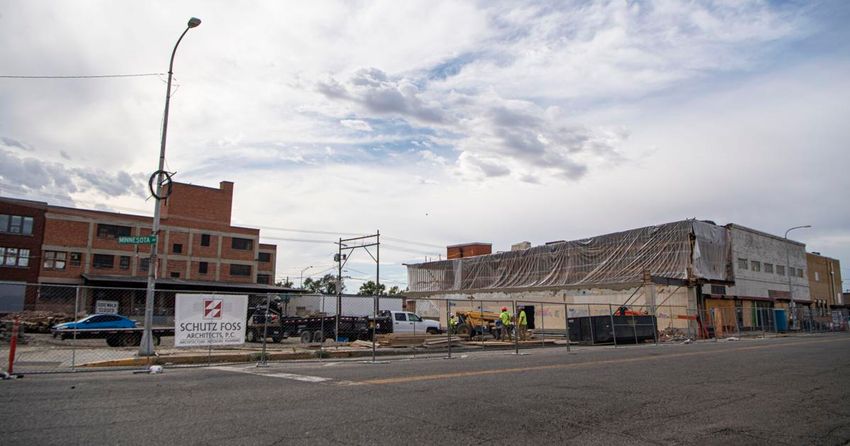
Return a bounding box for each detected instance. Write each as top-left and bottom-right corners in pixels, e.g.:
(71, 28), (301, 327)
(378, 310), (442, 335)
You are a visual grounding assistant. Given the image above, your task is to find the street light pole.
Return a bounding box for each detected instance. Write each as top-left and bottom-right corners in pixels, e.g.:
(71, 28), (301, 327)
(139, 17), (202, 357)
(784, 224), (811, 331)
(300, 265), (313, 289)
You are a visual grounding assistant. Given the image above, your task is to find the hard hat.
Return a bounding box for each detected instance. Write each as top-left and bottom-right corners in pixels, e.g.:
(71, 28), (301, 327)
(501, 306), (508, 311)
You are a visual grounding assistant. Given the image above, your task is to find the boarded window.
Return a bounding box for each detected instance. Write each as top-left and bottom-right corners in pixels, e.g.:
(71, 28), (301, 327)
(96, 224), (131, 239)
(92, 254), (114, 269)
(231, 238), (253, 250)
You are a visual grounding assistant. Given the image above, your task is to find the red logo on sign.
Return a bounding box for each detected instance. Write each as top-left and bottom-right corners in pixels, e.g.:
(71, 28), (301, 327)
(204, 299), (222, 319)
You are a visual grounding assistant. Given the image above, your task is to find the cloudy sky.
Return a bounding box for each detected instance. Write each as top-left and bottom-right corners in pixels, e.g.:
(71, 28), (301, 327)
(1, 1), (849, 291)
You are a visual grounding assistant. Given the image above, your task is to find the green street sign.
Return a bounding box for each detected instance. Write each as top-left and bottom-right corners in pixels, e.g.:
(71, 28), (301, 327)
(118, 235), (157, 244)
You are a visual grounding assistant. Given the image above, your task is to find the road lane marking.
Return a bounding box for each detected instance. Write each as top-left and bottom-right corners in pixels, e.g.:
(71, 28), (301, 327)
(212, 366), (331, 383)
(360, 337), (850, 385)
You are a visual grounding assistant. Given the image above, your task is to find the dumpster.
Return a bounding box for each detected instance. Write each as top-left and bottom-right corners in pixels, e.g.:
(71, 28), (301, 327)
(774, 309), (788, 332)
(568, 315), (657, 344)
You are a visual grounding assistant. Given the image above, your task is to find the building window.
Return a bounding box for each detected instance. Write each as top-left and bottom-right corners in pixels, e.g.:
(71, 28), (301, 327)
(139, 257), (150, 272)
(797, 268), (804, 278)
(737, 258), (748, 270)
(710, 285), (726, 295)
(0, 247), (30, 267)
(119, 256), (130, 270)
(199, 261), (208, 274)
(815, 271), (820, 282)
(170, 272), (180, 278)
(776, 265), (785, 276)
(258, 252), (271, 262)
(751, 261), (761, 272)
(257, 274), (270, 284)
(43, 251), (67, 270)
(788, 267), (796, 277)
(230, 264), (251, 276)
(764, 263), (774, 274)
(173, 243), (183, 254)
(200, 234), (211, 247)
(69, 252), (82, 267)
(231, 238), (253, 250)
(92, 254), (114, 269)
(0, 214), (34, 235)
(96, 224), (132, 240)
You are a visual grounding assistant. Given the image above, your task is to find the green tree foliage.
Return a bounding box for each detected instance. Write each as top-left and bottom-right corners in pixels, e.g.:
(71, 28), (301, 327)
(303, 274), (344, 294)
(357, 280), (386, 296)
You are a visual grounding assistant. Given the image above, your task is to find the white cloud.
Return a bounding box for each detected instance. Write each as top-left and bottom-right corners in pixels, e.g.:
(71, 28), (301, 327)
(339, 119), (373, 132)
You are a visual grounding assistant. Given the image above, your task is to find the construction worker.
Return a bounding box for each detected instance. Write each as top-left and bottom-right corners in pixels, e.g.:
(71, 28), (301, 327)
(448, 313), (458, 334)
(518, 307), (528, 341)
(499, 306), (512, 341)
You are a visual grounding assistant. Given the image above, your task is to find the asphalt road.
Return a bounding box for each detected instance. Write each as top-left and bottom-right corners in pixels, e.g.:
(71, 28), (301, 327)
(2, 334), (849, 445)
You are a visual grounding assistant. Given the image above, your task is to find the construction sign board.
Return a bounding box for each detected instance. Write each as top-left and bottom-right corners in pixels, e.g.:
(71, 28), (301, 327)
(174, 294), (247, 347)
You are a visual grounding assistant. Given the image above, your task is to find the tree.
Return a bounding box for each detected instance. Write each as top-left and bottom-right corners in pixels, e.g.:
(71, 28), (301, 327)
(388, 285), (402, 295)
(276, 278), (294, 288)
(357, 280), (386, 296)
(304, 274), (344, 294)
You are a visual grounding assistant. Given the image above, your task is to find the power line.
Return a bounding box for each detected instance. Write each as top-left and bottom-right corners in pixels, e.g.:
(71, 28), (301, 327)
(0, 73), (165, 79)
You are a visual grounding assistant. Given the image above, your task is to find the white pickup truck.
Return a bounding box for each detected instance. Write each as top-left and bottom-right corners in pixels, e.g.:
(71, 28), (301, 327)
(383, 311), (442, 335)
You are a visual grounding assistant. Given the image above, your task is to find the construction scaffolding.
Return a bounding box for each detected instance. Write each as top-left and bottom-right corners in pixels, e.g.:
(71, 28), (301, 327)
(407, 220), (731, 293)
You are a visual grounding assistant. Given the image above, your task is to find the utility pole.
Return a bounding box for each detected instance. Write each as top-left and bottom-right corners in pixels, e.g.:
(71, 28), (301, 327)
(784, 225), (811, 330)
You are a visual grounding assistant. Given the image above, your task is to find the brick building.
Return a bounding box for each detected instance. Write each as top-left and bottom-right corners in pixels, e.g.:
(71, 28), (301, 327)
(0, 181), (283, 313)
(806, 252), (844, 310)
(0, 197), (47, 311)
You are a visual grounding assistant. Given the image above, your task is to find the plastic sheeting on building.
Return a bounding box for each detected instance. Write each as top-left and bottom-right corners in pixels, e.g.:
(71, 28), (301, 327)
(406, 220), (731, 293)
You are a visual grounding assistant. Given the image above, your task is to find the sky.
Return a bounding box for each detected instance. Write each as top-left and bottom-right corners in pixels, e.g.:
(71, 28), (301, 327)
(1, 0), (849, 292)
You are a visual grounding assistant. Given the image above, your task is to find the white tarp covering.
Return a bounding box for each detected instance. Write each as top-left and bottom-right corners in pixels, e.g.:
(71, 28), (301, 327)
(407, 220), (732, 293)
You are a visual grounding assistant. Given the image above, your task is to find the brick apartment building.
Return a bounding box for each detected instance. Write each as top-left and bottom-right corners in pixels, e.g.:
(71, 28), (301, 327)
(0, 197), (47, 311)
(807, 252), (844, 311)
(0, 181), (283, 313)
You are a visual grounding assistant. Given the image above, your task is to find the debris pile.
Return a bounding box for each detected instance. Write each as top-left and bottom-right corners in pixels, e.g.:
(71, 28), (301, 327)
(1, 311), (74, 334)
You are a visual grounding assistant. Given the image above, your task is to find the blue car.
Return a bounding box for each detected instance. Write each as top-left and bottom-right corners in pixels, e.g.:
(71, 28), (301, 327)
(52, 314), (137, 338)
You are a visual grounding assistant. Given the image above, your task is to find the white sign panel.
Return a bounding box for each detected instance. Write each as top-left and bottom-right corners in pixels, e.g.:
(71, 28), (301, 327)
(175, 294), (248, 347)
(95, 300), (119, 314)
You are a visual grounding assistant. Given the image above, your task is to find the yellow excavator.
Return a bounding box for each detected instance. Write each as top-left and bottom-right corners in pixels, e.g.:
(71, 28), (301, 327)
(454, 310), (502, 339)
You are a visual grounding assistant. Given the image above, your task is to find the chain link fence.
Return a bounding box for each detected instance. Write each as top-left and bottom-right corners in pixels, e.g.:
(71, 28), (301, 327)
(2, 283), (849, 374)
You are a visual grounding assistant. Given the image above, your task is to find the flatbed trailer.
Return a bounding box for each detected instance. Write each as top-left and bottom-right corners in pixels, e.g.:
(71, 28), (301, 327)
(51, 327), (175, 347)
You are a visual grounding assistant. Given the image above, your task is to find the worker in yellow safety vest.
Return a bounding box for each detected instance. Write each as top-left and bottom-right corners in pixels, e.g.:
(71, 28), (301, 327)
(518, 307), (528, 341)
(449, 313), (458, 334)
(499, 307), (512, 341)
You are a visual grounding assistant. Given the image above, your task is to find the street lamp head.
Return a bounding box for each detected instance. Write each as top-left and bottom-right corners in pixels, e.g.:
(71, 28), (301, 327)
(187, 17), (202, 28)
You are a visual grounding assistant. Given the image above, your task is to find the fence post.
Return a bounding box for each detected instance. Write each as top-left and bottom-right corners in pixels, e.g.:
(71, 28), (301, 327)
(446, 300), (452, 359)
(564, 303), (571, 352)
(541, 303), (545, 347)
(513, 300), (519, 355)
(609, 304), (617, 348)
(710, 310), (718, 342)
(71, 285), (80, 371)
(258, 294), (270, 367)
(735, 306), (741, 338)
(588, 304), (595, 346)
(652, 305), (659, 346)
(371, 294), (377, 363)
(632, 312), (638, 345)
